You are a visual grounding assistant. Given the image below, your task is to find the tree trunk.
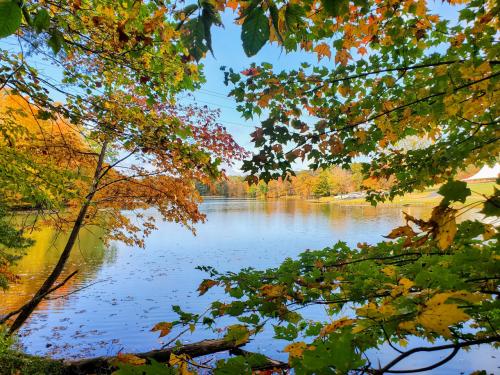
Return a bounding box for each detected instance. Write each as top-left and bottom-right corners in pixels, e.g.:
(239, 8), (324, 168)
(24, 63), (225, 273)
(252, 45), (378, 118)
(7, 141), (108, 335)
(9, 338), (288, 374)
(64, 338), (247, 374)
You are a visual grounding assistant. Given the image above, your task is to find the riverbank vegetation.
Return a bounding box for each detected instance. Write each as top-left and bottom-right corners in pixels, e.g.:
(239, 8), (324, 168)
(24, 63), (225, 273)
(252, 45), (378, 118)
(196, 167), (491, 204)
(0, 0), (498, 374)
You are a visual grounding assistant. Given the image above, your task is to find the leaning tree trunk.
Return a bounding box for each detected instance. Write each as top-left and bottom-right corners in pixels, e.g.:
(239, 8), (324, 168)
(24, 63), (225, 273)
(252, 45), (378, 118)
(7, 141), (108, 335)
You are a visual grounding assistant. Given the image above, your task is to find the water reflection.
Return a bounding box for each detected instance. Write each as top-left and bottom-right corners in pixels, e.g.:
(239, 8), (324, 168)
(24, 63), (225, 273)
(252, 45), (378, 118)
(1, 223), (114, 314)
(0, 200), (495, 374)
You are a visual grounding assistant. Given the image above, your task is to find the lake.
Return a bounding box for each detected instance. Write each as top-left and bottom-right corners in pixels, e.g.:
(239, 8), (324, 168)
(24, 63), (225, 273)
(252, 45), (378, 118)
(1, 199), (497, 374)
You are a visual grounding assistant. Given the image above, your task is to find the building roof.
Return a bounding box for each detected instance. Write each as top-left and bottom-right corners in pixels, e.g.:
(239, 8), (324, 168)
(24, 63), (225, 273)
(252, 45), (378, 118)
(463, 164), (500, 181)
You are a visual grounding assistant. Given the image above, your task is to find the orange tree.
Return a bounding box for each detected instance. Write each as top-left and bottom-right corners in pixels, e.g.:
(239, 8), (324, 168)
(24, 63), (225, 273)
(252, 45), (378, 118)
(142, 0), (498, 373)
(0, 0), (242, 333)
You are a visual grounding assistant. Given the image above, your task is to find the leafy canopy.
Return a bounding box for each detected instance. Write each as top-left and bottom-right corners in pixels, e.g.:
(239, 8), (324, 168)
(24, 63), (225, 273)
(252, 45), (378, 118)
(147, 0), (499, 373)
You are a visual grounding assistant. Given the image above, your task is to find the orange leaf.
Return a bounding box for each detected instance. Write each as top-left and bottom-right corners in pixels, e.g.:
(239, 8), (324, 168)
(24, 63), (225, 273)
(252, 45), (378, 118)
(385, 225), (417, 239)
(226, 0), (238, 11)
(116, 353), (146, 366)
(314, 43), (331, 61)
(151, 321), (173, 337)
(197, 279), (219, 296)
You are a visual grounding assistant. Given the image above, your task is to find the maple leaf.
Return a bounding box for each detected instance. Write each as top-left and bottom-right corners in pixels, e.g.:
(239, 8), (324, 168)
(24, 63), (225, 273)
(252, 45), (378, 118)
(416, 293), (470, 337)
(385, 225), (417, 239)
(320, 318), (355, 336)
(259, 284), (286, 298)
(335, 49), (351, 66)
(430, 206), (457, 250)
(241, 67), (260, 76)
(197, 279), (218, 295)
(284, 341), (308, 358)
(169, 353), (195, 375)
(438, 180), (471, 205)
(224, 324), (250, 345)
(151, 321), (173, 337)
(226, 0), (238, 11)
(314, 43), (331, 61)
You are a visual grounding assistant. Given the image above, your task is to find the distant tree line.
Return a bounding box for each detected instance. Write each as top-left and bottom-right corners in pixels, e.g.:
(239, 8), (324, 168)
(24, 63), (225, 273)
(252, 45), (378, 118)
(196, 164), (395, 199)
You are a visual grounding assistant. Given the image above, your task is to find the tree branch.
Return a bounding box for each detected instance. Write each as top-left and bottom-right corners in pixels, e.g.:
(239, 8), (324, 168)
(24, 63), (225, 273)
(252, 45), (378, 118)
(375, 336), (500, 374)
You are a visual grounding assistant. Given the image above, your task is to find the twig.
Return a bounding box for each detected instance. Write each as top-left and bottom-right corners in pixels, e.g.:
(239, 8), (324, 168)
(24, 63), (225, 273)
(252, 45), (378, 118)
(375, 336), (500, 374)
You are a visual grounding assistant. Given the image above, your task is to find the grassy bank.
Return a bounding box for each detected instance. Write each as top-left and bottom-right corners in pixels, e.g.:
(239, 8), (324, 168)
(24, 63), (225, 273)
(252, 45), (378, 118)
(310, 181), (497, 207)
(0, 351), (66, 375)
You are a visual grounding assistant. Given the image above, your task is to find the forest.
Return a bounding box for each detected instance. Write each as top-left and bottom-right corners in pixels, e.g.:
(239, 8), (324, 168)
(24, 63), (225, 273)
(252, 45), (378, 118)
(196, 166), (369, 198)
(0, 0), (498, 374)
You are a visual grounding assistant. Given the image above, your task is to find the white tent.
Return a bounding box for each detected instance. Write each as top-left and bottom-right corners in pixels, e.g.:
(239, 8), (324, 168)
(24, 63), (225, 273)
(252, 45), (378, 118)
(463, 164), (500, 181)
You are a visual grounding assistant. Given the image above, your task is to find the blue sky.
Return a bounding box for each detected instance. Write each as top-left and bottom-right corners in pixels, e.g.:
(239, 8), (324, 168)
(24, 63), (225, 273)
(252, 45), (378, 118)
(0, 2), (461, 174)
(182, 2), (460, 173)
(183, 10), (323, 159)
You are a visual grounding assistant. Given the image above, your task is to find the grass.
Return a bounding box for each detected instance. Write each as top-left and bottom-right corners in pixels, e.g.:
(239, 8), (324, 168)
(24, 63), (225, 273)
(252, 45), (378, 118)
(0, 351), (65, 375)
(313, 181), (497, 207)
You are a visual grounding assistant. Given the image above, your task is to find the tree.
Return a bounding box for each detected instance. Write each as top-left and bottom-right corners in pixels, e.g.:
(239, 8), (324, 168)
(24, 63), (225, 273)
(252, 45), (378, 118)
(312, 170), (331, 197)
(292, 171), (317, 199)
(149, 0), (499, 373)
(330, 167), (355, 196)
(0, 1), (242, 333)
(1, 0), (499, 373)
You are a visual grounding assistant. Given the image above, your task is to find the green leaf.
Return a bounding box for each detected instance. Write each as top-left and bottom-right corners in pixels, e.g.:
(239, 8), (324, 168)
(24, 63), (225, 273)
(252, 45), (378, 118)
(321, 0), (349, 17)
(438, 180), (471, 205)
(47, 29), (64, 54)
(215, 356), (252, 375)
(0, 0), (22, 38)
(241, 7), (269, 57)
(481, 188), (500, 217)
(284, 3), (306, 31)
(224, 324), (250, 345)
(183, 17), (208, 61)
(33, 9), (50, 33)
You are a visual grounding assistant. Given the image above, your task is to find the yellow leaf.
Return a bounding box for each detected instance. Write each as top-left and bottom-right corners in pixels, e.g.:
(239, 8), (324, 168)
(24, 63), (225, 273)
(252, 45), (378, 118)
(431, 206), (457, 250)
(448, 290), (488, 304)
(398, 320), (417, 333)
(338, 85), (350, 97)
(314, 43), (331, 61)
(169, 353), (195, 375)
(483, 224), (496, 240)
(320, 318), (355, 336)
(417, 293), (470, 337)
(352, 321), (368, 333)
(284, 341), (307, 358)
(382, 266), (396, 277)
(399, 278), (415, 291)
(435, 65), (447, 76)
(356, 302), (379, 318)
(476, 62), (491, 75)
(260, 284), (286, 298)
(416, 0), (427, 17)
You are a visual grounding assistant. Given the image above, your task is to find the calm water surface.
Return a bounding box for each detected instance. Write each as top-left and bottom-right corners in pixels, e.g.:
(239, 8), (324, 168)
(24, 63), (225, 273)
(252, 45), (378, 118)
(1, 199), (497, 374)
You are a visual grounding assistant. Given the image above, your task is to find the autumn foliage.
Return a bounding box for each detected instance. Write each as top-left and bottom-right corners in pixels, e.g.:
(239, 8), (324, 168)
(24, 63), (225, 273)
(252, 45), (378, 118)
(0, 0), (498, 373)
